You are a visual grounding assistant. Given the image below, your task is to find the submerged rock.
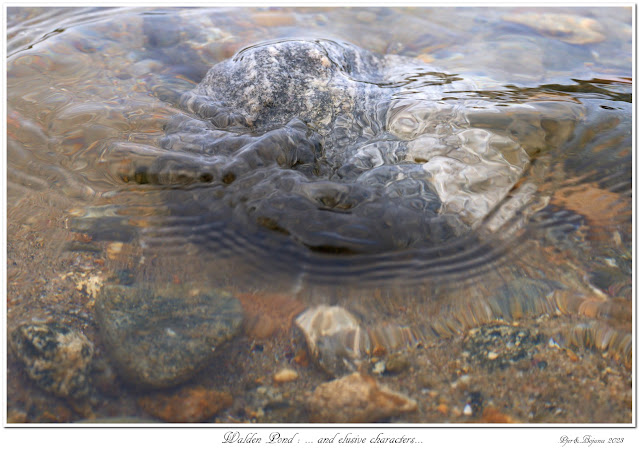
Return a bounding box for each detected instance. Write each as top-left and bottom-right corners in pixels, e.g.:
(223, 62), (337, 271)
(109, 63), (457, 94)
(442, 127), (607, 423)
(114, 38), (583, 255)
(10, 322), (94, 399)
(296, 305), (422, 376)
(307, 372), (417, 422)
(138, 386), (233, 423)
(95, 284), (243, 388)
(295, 305), (370, 376)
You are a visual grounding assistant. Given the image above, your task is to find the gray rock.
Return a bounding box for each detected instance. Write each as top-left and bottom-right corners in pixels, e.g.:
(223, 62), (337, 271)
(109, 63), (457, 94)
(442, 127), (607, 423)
(95, 284), (243, 388)
(10, 322), (94, 398)
(118, 39), (582, 255)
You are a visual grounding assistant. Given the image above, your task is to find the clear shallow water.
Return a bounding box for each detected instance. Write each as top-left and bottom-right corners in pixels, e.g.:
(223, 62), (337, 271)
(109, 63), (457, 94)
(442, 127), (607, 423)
(6, 7), (633, 422)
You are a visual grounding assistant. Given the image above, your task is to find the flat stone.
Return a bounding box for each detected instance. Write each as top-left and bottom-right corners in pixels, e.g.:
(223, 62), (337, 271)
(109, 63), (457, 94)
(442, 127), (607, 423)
(308, 372), (417, 422)
(138, 386), (233, 423)
(385, 352), (411, 374)
(10, 322), (94, 399)
(273, 368), (299, 383)
(95, 284), (243, 388)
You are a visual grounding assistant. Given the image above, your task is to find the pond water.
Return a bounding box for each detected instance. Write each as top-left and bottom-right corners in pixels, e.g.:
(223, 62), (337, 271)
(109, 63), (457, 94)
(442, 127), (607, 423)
(6, 7), (633, 423)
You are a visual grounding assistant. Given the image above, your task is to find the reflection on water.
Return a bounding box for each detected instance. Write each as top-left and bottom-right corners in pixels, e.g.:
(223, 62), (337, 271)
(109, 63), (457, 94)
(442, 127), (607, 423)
(6, 7), (632, 423)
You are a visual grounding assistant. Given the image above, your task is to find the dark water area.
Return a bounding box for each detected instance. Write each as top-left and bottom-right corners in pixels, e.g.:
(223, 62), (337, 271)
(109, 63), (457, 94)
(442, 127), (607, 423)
(5, 7), (633, 424)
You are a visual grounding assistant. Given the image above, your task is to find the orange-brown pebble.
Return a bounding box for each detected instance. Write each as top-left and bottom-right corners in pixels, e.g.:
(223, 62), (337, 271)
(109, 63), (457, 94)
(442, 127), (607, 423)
(138, 386), (232, 423)
(564, 348), (579, 362)
(308, 372), (417, 423)
(293, 349), (309, 367)
(75, 233), (93, 243)
(273, 368), (299, 383)
(481, 406), (517, 423)
(436, 403), (449, 416)
(372, 345), (387, 357)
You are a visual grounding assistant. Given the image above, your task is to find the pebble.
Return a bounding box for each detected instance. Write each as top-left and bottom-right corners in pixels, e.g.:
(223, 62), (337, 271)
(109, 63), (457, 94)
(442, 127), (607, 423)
(95, 284), (243, 388)
(385, 353), (411, 374)
(481, 406), (516, 423)
(295, 305), (370, 376)
(273, 368), (299, 383)
(106, 242), (123, 259)
(10, 322), (94, 399)
(372, 360), (386, 375)
(138, 386), (232, 423)
(503, 12), (605, 45)
(307, 372), (417, 423)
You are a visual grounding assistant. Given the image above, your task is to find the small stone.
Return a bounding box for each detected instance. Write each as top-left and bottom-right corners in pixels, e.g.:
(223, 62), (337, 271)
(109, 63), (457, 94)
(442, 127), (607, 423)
(451, 374), (471, 390)
(307, 372), (417, 423)
(293, 349), (309, 367)
(564, 348), (579, 362)
(436, 403), (449, 416)
(273, 368), (299, 383)
(463, 404), (472, 416)
(481, 406), (516, 423)
(295, 305), (370, 376)
(10, 322), (94, 398)
(106, 242), (123, 259)
(96, 284), (243, 388)
(385, 353), (411, 374)
(138, 386), (232, 423)
(487, 351), (499, 360)
(372, 360), (386, 375)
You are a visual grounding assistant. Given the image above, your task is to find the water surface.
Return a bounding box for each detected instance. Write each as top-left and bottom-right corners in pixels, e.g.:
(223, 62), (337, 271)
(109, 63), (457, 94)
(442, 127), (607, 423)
(6, 7), (633, 423)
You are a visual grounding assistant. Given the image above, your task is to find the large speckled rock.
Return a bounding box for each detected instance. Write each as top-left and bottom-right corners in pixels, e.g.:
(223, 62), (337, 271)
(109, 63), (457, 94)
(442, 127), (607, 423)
(95, 284), (243, 388)
(10, 322), (94, 399)
(113, 39), (582, 255)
